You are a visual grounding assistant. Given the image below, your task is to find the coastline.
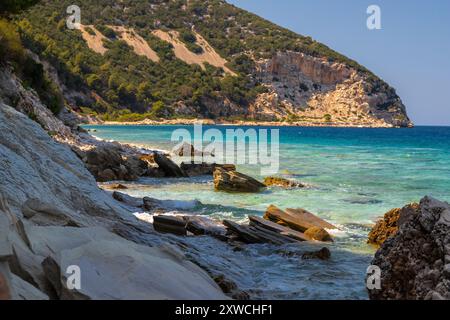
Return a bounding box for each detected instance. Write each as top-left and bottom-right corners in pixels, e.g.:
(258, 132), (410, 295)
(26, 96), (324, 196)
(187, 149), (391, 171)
(87, 118), (411, 128)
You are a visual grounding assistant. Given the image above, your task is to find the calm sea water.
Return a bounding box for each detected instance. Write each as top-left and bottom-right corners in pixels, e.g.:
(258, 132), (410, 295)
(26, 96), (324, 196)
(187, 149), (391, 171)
(84, 124), (450, 299)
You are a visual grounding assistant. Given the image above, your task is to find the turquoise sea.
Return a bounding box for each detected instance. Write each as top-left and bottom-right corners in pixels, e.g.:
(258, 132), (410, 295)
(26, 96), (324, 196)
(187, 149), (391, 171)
(84, 124), (450, 299)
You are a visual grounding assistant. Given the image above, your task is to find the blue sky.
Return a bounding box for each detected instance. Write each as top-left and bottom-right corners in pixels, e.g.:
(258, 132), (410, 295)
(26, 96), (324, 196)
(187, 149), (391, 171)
(227, 0), (450, 126)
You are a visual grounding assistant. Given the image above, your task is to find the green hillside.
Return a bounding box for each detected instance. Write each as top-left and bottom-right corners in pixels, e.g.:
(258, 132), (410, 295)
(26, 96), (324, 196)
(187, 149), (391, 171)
(13, 0), (382, 121)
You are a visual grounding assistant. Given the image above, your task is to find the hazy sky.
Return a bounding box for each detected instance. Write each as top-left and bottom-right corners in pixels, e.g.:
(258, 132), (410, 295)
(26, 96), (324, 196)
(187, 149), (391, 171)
(227, 0), (450, 126)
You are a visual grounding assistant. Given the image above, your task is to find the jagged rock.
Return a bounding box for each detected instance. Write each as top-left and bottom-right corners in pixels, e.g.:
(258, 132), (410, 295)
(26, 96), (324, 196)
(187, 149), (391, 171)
(369, 197), (450, 300)
(153, 215), (187, 236)
(368, 203), (420, 246)
(21, 199), (81, 227)
(304, 227), (333, 242)
(153, 152), (187, 177)
(264, 176), (305, 188)
(84, 146), (148, 182)
(213, 168), (266, 193)
(302, 247), (331, 260)
(264, 205), (336, 233)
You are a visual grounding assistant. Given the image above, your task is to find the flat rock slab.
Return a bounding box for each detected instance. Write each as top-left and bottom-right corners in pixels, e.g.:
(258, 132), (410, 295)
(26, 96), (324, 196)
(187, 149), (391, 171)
(248, 216), (309, 242)
(265, 205), (336, 232)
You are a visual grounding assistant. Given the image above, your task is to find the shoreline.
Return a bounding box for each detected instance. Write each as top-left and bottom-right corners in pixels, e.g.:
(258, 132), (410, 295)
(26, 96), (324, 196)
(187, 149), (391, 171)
(84, 118), (410, 128)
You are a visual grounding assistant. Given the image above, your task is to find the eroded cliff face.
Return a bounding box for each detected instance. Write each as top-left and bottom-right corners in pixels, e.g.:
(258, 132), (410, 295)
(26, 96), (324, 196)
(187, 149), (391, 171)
(250, 51), (412, 127)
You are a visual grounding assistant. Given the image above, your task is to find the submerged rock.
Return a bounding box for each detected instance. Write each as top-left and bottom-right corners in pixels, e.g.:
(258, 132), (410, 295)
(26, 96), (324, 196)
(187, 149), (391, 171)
(264, 176), (305, 188)
(369, 196), (450, 300)
(213, 168), (266, 193)
(367, 203), (420, 247)
(302, 247), (332, 260)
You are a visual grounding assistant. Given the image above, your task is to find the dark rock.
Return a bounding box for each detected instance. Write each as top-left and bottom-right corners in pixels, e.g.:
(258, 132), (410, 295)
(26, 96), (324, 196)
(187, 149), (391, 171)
(213, 168), (266, 193)
(153, 215), (187, 236)
(369, 196), (450, 300)
(302, 247), (331, 260)
(83, 146), (149, 182)
(153, 153), (187, 177)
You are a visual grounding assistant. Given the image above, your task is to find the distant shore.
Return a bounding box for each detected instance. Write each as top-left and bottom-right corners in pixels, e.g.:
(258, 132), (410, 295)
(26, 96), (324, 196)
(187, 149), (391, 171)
(86, 118), (403, 128)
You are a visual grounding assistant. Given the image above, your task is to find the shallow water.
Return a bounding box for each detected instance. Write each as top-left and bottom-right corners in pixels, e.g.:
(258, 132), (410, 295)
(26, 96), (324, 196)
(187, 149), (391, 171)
(84, 124), (450, 299)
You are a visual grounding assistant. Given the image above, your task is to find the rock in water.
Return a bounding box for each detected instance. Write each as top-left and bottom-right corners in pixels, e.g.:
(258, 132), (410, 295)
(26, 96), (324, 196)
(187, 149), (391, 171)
(367, 203), (420, 246)
(304, 227), (333, 242)
(302, 247), (331, 260)
(369, 196), (450, 300)
(264, 206), (336, 232)
(264, 176), (305, 188)
(153, 215), (187, 236)
(213, 168), (266, 193)
(153, 152), (187, 177)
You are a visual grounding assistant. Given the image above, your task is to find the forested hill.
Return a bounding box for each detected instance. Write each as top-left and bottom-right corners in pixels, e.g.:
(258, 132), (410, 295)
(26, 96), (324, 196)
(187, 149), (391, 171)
(11, 0), (411, 127)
